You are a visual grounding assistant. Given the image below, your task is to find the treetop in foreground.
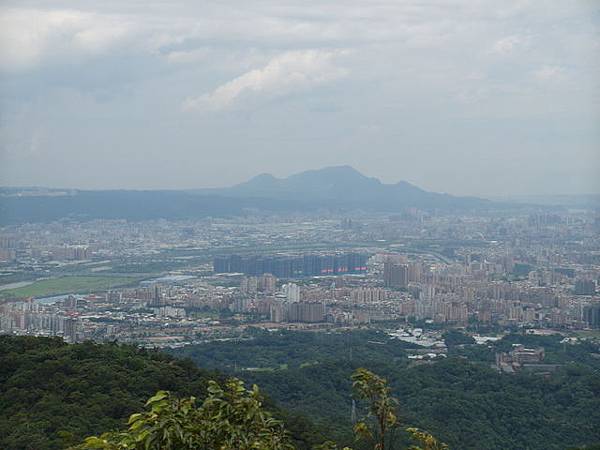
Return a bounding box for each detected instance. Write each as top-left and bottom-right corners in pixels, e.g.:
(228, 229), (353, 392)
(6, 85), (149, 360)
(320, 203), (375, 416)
(77, 368), (447, 450)
(76, 379), (293, 450)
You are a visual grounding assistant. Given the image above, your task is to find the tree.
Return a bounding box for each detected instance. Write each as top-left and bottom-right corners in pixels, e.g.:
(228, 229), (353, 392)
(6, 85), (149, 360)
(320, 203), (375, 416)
(406, 428), (449, 450)
(75, 379), (293, 450)
(351, 368), (399, 450)
(75, 370), (447, 450)
(442, 330), (475, 347)
(343, 369), (448, 450)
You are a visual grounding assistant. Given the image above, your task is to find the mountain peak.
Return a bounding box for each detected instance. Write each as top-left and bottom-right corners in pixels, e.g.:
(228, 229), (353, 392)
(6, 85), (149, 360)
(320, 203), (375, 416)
(290, 165), (365, 178)
(233, 173), (279, 190)
(247, 173), (278, 183)
(207, 165), (488, 210)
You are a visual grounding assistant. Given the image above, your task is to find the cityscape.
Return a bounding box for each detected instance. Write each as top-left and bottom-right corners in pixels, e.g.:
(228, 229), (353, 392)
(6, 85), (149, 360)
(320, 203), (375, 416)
(0, 0), (599, 449)
(1, 206), (598, 350)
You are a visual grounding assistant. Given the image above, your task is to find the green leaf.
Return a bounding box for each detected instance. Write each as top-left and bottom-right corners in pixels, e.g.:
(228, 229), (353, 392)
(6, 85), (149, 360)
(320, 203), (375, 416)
(145, 390), (169, 406)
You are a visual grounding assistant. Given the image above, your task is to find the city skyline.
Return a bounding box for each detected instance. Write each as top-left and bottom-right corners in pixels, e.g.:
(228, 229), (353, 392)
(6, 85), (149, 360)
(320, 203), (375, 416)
(1, 3), (599, 450)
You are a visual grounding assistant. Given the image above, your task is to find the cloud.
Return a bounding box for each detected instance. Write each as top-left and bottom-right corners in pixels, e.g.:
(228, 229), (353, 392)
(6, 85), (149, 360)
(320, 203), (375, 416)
(491, 35), (522, 55)
(0, 8), (134, 71)
(0, 1), (598, 195)
(533, 65), (567, 83)
(182, 49), (348, 111)
(165, 49), (210, 64)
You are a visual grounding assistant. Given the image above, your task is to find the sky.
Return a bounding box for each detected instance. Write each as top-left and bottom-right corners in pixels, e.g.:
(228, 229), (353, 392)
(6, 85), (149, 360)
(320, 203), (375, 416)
(0, 0), (599, 197)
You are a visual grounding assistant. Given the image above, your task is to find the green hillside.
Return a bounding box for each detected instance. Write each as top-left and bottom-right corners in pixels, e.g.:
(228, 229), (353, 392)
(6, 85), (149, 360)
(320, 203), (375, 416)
(2, 332), (599, 450)
(171, 329), (600, 450)
(0, 336), (321, 450)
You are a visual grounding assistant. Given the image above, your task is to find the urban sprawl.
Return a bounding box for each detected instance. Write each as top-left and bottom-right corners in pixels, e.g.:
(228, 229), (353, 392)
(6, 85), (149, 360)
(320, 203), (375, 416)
(1, 210), (599, 362)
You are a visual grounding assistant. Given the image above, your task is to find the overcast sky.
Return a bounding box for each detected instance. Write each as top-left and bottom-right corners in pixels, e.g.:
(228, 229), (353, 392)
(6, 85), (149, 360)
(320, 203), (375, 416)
(0, 0), (598, 197)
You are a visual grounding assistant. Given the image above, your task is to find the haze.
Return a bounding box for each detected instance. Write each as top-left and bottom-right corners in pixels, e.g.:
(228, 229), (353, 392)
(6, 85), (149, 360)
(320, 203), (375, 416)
(0, 0), (599, 197)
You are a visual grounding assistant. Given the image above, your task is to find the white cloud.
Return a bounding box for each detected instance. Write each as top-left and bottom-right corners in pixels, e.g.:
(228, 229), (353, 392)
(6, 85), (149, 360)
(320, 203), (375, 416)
(0, 8), (134, 71)
(72, 22), (131, 53)
(182, 49), (348, 111)
(0, 0), (597, 195)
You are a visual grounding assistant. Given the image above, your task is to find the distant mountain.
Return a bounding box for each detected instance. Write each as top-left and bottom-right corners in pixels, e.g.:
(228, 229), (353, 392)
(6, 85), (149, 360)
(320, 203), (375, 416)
(0, 190), (300, 225)
(0, 167), (492, 224)
(492, 194), (600, 208)
(199, 165), (490, 210)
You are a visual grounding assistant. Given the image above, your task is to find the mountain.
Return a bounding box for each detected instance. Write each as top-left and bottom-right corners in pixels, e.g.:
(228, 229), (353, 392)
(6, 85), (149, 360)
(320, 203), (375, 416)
(0, 167), (492, 224)
(201, 165), (490, 210)
(0, 190), (302, 225)
(492, 194), (600, 208)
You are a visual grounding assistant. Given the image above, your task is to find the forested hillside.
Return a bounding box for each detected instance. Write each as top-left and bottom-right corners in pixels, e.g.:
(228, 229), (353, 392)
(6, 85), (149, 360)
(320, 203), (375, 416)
(0, 336), (322, 450)
(1, 332), (598, 449)
(172, 329), (600, 450)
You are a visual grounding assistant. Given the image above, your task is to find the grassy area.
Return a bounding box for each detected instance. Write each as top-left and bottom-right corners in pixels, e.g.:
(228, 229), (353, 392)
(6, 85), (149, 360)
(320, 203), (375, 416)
(572, 330), (600, 340)
(0, 276), (143, 299)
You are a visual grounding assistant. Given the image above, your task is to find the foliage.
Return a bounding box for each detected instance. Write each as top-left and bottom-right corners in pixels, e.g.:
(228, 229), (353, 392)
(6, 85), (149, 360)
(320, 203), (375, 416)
(170, 329), (411, 374)
(405, 428), (448, 450)
(76, 369), (446, 450)
(2, 331), (599, 450)
(315, 369), (447, 450)
(76, 380), (293, 450)
(170, 329), (411, 444)
(173, 330), (600, 450)
(351, 368), (399, 450)
(313, 441), (352, 450)
(0, 336), (218, 449)
(442, 330), (475, 347)
(0, 336), (318, 450)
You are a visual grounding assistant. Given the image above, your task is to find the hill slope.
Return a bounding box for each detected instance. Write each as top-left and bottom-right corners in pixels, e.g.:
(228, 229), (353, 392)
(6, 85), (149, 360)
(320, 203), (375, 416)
(171, 329), (600, 450)
(0, 190), (298, 225)
(0, 336), (321, 450)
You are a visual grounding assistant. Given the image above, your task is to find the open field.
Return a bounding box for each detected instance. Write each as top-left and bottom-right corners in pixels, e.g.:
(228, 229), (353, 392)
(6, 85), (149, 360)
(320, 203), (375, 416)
(572, 330), (600, 340)
(0, 276), (144, 299)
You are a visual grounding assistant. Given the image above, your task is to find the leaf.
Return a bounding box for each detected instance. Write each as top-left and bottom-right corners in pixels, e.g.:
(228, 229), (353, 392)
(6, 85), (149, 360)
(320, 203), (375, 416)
(127, 413), (143, 425)
(145, 391), (169, 406)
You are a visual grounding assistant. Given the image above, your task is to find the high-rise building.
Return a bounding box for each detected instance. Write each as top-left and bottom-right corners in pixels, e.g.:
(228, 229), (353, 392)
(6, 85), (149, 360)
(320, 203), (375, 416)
(583, 304), (600, 328)
(240, 277), (258, 295)
(213, 252), (368, 278)
(383, 262), (408, 288)
(63, 317), (78, 343)
(213, 256), (230, 273)
(269, 302), (286, 322)
(258, 274), (277, 293)
(149, 285), (166, 307)
(351, 288), (387, 303)
(283, 283), (301, 303)
(408, 263), (422, 283)
(287, 302), (325, 323)
(574, 279), (596, 296)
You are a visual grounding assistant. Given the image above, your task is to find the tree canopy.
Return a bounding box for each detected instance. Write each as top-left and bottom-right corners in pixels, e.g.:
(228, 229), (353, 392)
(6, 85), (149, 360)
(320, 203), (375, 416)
(77, 368), (447, 450)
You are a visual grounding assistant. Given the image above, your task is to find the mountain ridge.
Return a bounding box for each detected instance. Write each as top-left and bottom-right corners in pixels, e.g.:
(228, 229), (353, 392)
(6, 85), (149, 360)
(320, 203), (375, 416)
(0, 166), (494, 224)
(198, 165), (489, 209)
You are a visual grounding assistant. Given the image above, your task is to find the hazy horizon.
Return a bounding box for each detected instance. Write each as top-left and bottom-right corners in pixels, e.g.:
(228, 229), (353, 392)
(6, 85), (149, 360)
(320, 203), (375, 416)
(1, 1), (599, 197)
(2, 164), (600, 200)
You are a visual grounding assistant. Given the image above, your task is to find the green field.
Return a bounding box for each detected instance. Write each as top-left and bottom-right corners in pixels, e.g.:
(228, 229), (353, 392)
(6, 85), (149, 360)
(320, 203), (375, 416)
(572, 329), (600, 340)
(0, 276), (143, 299)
